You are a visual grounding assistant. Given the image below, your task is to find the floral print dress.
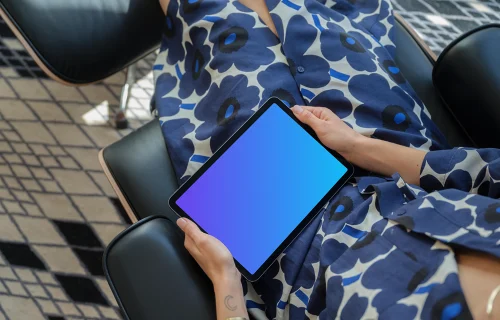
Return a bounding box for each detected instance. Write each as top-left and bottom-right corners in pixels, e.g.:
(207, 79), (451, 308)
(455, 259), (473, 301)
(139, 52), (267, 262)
(153, 0), (500, 319)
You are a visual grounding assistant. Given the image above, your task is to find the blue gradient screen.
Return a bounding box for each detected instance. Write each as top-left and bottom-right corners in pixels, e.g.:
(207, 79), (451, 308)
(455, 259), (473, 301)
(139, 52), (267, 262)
(176, 104), (347, 274)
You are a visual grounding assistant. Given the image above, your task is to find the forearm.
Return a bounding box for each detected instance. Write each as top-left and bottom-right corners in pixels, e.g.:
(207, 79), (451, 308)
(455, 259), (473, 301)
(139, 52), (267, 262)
(346, 137), (427, 185)
(213, 269), (249, 320)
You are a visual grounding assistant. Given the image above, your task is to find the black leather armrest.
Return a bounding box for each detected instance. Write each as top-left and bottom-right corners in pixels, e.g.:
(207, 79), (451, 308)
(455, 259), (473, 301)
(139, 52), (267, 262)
(101, 120), (179, 222)
(433, 24), (500, 148)
(104, 216), (216, 320)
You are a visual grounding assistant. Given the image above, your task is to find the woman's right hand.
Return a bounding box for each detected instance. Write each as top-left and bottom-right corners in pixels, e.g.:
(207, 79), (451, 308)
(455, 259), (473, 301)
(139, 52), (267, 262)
(177, 218), (249, 320)
(176, 217), (239, 285)
(291, 105), (367, 162)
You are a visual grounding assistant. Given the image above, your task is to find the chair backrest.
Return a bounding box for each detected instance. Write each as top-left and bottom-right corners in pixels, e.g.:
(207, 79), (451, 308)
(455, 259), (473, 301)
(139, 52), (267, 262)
(433, 24), (500, 148)
(394, 14), (473, 147)
(0, 0), (164, 85)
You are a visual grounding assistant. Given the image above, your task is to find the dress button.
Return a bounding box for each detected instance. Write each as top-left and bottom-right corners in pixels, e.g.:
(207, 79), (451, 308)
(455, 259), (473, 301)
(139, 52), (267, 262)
(297, 66), (305, 73)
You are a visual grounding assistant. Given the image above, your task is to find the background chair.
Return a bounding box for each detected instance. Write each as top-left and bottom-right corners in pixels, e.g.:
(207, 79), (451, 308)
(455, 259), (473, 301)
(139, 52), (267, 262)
(0, 0), (164, 128)
(100, 18), (500, 320)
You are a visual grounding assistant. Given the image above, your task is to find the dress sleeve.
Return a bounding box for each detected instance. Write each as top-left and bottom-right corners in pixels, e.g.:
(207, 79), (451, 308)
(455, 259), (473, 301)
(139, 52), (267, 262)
(390, 188), (500, 259)
(419, 147), (500, 198)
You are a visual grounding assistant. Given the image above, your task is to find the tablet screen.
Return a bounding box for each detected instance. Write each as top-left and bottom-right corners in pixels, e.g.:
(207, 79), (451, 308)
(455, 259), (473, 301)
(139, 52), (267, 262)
(175, 103), (348, 275)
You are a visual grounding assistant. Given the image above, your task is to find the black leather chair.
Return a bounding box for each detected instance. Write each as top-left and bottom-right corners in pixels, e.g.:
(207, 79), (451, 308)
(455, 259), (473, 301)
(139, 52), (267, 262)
(0, 0), (163, 83)
(99, 19), (500, 320)
(0, 0), (164, 127)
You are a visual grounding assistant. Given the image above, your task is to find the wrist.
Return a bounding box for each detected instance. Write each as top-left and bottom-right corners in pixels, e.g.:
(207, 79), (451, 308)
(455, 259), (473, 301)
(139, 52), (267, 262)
(213, 268), (249, 320)
(212, 266), (241, 290)
(341, 134), (371, 164)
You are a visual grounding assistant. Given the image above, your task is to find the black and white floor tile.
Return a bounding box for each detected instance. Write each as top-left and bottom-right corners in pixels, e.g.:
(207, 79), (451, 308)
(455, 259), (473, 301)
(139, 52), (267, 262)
(0, 1), (498, 319)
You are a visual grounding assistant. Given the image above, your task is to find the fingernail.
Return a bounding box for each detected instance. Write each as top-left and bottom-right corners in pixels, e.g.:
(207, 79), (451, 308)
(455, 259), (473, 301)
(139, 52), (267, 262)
(177, 218), (186, 228)
(293, 105), (303, 113)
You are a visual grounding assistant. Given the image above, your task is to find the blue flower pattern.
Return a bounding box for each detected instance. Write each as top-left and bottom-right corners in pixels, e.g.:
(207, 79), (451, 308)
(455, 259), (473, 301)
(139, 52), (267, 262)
(154, 73), (181, 117)
(179, 27), (212, 98)
(209, 13), (279, 73)
(194, 74), (260, 151)
(320, 22), (378, 72)
(155, 1), (499, 319)
(159, 0), (186, 65)
(281, 15), (331, 88)
(179, 0), (229, 26)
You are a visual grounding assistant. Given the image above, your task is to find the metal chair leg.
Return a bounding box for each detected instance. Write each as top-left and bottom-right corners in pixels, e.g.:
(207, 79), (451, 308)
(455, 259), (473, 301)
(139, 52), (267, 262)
(115, 64), (137, 129)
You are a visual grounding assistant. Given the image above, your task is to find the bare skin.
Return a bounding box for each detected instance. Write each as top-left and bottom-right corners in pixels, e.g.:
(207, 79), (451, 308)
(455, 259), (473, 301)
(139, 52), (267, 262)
(457, 250), (500, 319)
(159, 0), (500, 317)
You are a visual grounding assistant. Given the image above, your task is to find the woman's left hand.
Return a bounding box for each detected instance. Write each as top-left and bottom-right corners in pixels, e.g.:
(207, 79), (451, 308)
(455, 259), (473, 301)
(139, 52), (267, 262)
(291, 105), (426, 185)
(291, 105), (366, 162)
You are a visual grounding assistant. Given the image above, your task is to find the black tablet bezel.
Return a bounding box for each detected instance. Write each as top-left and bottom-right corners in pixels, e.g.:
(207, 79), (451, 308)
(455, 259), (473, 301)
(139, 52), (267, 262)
(169, 97), (354, 281)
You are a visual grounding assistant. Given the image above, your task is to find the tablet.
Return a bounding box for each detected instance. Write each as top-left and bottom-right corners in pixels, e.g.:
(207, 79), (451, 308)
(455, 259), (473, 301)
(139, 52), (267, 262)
(169, 97), (353, 281)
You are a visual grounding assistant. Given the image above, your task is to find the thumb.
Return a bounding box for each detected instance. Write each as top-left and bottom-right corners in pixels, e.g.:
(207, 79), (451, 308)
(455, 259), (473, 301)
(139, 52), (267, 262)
(177, 218), (203, 243)
(292, 106), (323, 131)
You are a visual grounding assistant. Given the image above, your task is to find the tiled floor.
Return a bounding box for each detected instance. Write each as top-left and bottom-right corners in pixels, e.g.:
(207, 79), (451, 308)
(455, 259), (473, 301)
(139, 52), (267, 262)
(0, 1), (498, 319)
(0, 20), (154, 320)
